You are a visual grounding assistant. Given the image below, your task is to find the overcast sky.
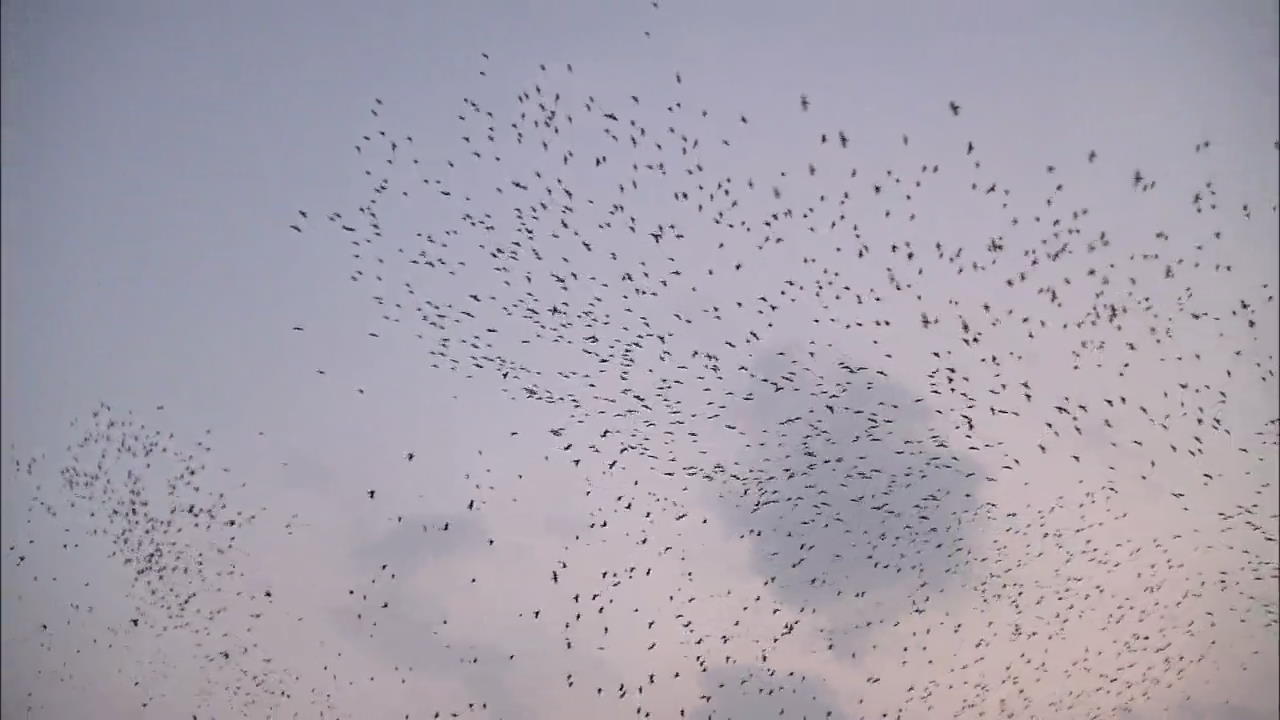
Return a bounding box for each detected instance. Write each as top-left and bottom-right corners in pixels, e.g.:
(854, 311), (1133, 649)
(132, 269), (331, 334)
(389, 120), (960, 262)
(3, 2), (1278, 719)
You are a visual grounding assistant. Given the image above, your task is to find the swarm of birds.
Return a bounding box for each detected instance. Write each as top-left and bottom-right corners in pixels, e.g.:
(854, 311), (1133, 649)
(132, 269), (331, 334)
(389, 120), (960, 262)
(6, 403), (333, 717)
(5, 20), (1278, 720)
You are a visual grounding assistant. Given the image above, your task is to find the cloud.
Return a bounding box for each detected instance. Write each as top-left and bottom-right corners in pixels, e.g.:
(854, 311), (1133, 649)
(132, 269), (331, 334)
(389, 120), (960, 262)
(714, 343), (990, 623)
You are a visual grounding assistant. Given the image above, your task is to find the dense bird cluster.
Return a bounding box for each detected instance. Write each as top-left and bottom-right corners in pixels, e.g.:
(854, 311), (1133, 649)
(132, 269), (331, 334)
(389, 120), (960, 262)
(6, 35), (1278, 720)
(7, 404), (333, 717)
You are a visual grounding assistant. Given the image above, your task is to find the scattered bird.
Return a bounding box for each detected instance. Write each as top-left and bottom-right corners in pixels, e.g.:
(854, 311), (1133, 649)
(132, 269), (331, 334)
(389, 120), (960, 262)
(9, 31), (1278, 720)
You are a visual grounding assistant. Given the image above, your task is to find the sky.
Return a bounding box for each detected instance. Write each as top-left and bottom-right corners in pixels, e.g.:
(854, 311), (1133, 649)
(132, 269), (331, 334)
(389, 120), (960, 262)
(2, 1), (1278, 719)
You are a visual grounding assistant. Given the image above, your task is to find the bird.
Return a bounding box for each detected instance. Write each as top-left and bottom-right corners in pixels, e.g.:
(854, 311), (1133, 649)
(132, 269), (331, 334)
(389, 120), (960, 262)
(12, 42), (1277, 720)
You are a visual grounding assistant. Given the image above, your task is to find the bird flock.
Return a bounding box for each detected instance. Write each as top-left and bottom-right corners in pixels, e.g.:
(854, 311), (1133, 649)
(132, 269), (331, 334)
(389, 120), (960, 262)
(6, 30), (1279, 720)
(7, 405), (322, 717)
